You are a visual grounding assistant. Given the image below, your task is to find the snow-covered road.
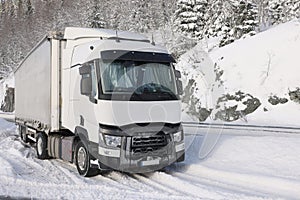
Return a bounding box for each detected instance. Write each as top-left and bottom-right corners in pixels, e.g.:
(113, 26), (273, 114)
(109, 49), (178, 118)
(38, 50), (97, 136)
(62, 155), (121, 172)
(0, 118), (300, 200)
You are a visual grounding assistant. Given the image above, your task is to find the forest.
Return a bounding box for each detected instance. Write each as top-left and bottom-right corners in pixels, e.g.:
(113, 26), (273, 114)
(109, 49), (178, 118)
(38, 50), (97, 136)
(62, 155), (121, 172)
(0, 0), (299, 78)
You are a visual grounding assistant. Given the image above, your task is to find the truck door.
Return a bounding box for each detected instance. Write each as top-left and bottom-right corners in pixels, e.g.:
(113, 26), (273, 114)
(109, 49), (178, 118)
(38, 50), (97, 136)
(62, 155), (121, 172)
(71, 61), (99, 144)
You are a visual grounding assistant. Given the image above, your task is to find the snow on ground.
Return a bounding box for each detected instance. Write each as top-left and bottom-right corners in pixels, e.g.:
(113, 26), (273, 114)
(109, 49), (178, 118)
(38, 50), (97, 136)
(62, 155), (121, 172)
(1, 119), (300, 199)
(177, 19), (300, 126)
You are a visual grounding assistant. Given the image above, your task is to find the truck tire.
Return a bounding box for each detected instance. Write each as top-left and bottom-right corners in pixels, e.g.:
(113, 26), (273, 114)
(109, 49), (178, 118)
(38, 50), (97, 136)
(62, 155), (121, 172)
(19, 126), (28, 143)
(36, 132), (48, 159)
(75, 141), (98, 177)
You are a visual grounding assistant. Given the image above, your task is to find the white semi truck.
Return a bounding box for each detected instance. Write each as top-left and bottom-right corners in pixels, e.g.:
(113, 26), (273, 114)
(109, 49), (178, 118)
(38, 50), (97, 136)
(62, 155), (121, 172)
(15, 27), (185, 176)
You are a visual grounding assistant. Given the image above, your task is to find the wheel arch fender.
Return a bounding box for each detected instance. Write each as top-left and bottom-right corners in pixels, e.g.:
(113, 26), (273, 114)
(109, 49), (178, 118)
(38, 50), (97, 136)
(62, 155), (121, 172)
(74, 126), (89, 147)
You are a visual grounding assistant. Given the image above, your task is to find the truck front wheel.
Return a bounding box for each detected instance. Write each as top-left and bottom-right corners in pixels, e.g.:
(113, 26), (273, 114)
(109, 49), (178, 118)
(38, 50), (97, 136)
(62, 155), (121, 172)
(75, 141), (97, 177)
(36, 132), (48, 159)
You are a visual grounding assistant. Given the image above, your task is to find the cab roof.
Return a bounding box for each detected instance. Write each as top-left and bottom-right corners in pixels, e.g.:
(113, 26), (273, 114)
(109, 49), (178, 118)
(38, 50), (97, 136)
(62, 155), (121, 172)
(64, 27), (150, 42)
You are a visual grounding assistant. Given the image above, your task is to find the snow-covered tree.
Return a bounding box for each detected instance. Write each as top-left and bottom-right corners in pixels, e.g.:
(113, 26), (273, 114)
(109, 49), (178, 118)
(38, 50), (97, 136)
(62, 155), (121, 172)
(202, 0), (228, 38)
(219, 0), (258, 47)
(252, 0), (270, 31)
(25, 0), (33, 16)
(269, 0), (300, 25)
(234, 1), (258, 38)
(175, 0), (208, 39)
(89, 0), (106, 28)
(129, 0), (152, 33)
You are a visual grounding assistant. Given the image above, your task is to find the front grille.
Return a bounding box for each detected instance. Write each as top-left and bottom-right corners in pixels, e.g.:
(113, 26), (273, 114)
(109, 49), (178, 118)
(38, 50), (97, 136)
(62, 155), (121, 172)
(131, 134), (167, 155)
(132, 135), (166, 147)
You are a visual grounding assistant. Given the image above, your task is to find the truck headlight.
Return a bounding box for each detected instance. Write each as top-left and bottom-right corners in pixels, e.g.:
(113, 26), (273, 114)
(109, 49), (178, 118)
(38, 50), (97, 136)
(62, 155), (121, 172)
(173, 131), (183, 142)
(104, 135), (121, 148)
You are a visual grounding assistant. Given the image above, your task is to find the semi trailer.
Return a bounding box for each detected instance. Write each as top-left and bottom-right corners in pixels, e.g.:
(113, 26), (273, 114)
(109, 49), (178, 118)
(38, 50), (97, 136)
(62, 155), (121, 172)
(15, 27), (185, 176)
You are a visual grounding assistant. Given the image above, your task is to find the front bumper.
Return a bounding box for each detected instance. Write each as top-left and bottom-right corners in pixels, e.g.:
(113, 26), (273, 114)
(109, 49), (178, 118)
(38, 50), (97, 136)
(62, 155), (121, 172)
(97, 138), (185, 173)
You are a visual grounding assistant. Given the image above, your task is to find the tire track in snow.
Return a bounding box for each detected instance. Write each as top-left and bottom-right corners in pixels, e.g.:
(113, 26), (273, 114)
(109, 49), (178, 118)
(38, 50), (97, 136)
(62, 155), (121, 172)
(128, 173), (184, 196)
(166, 165), (300, 199)
(52, 161), (136, 191)
(143, 170), (275, 200)
(165, 169), (270, 199)
(136, 172), (218, 199)
(102, 171), (182, 196)
(0, 175), (187, 200)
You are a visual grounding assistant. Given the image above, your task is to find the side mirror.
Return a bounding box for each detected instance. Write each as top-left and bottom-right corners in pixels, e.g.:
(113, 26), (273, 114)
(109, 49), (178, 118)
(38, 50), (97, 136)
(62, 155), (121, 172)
(177, 80), (183, 95)
(175, 70), (181, 78)
(79, 64), (91, 75)
(80, 75), (92, 96)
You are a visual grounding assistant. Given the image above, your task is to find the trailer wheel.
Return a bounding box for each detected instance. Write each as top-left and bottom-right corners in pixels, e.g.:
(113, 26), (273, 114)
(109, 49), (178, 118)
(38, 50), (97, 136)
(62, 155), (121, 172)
(19, 126), (28, 143)
(75, 141), (97, 177)
(36, 132), (48, 159)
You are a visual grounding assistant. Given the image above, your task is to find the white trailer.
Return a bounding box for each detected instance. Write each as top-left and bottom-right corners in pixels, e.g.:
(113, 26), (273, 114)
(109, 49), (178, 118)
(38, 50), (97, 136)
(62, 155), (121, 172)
(15, 28), (185, 176)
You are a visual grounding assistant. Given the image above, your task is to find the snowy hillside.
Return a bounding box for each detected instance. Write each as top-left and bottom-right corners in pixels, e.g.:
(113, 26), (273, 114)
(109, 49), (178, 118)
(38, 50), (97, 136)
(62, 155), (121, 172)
(178, 19), (300, 126)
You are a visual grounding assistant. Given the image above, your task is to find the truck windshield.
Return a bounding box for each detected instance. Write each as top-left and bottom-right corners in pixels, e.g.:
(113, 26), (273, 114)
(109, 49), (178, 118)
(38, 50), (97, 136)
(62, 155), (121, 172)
(98, 60), (178, 101)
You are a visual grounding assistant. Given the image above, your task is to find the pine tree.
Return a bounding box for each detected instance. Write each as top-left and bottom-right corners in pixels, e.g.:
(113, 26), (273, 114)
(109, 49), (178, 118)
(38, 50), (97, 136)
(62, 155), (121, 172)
(252, 0), (270, 31)
(25, 0), (33, 16)
(285, 0), (298, 19)
(194, 0), (208, 38)
(202, 0), (225, 38)
(130, 0), (152, 33)
(219, 23), (235, 47)
(175, 0), (198, 38)
(1, 0), (6, 17)
(219, 0), (258, 47)
(161, 1), (169, 27)
(234, 1), (258, 38)
(91, 13), (106, 28)
(89, 0), (106, 28)
(175, 0), (208, 39)
(9, 1), (15, 18)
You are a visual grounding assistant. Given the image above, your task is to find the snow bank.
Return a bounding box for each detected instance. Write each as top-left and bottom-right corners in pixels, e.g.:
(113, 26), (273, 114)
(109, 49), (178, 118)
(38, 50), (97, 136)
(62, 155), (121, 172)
(177, 19), (300, 126)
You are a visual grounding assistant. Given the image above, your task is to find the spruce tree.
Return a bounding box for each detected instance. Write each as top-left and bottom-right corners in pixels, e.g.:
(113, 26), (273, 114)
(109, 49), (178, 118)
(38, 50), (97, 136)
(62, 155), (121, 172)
(175, 0), (201, 39)
(234, 0), (258, 38)
(194, 0), (208, 38)
(219, 0), (258, 47)
(25, 0), (33, 16)
(268, 0), (299, 26)
(268, 0), (285, 25)
(89, 0), (106, 28)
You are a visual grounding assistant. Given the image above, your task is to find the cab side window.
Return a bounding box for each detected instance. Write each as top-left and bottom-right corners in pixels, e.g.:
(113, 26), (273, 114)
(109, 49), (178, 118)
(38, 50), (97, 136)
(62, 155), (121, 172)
(79, 61), (97, 99)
